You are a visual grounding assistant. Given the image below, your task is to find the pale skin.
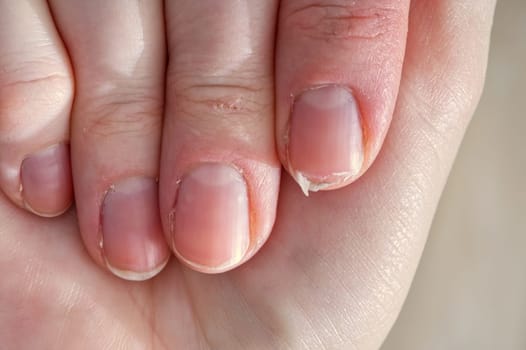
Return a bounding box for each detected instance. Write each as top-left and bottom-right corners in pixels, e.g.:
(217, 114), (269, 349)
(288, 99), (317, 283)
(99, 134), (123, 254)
(0, 0), (495, 349)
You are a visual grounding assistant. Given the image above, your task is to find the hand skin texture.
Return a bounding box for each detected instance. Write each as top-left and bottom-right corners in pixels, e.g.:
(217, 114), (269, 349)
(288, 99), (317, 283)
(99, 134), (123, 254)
(0, 0), (495, 349)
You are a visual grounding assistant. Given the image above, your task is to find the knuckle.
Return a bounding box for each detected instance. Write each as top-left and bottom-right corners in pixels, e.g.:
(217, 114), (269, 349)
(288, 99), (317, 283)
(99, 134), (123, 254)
(169, 76), (272, 129)
(0, 54), (73, 101)
(0, 68), (73, 134)
(284, 1), (405, 43)
(82, 88), (162, 138)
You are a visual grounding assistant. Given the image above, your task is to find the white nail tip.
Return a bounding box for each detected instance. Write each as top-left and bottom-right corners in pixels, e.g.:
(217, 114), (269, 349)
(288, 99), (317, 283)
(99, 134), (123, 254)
(106, 258), (169, 282)
(23, 199), (71, 218)
(172, 245), (245, 274)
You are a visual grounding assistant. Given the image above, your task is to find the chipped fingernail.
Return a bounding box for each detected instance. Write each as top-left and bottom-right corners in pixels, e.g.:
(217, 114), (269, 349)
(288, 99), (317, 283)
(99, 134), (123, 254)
(287, 85), (364, 195)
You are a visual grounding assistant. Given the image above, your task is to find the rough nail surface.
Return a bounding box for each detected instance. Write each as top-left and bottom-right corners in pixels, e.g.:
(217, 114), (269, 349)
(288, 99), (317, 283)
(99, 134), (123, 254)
(172, 163), (250, 272)
(288, 85), (364, 195)
(102, 177), (169, 281)
(20, 143), (72, 217)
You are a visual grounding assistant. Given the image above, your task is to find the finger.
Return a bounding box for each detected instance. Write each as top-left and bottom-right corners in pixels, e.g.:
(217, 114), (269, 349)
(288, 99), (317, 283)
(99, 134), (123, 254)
(0, 0), (73, 216)
(160, 0), (281, 273)
(275, 0), (410, 195)
(48, 0), (170, 280)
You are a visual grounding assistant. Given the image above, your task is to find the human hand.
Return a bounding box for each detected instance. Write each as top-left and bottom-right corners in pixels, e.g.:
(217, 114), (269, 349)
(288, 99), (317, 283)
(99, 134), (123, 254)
(0, 0), (496, 348)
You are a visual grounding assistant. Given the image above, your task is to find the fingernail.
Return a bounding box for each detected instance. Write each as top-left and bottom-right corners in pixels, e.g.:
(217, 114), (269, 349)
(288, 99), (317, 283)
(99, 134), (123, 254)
(101, 177), (169, 281)
(20, 143), (72, 217)
(171, 163), (250, 273)
(287, 85), (364, 196)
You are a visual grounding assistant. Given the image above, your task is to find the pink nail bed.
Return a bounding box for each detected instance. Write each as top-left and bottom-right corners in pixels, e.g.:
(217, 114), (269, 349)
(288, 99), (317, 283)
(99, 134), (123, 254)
(171, 163), (250, 272)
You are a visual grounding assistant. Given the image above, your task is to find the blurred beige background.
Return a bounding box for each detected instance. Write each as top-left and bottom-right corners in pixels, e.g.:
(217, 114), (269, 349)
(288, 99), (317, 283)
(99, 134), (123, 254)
(382, 1), (526, 349)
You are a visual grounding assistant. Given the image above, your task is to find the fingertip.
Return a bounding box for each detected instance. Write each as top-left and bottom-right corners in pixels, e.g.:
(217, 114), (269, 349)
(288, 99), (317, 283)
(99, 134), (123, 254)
(20, 143), (73, 218)
(285, 85), (365, 195)
(160, 156), (280, 274)
(169, 163), (250, 273)
(101, 177), (171, 281)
